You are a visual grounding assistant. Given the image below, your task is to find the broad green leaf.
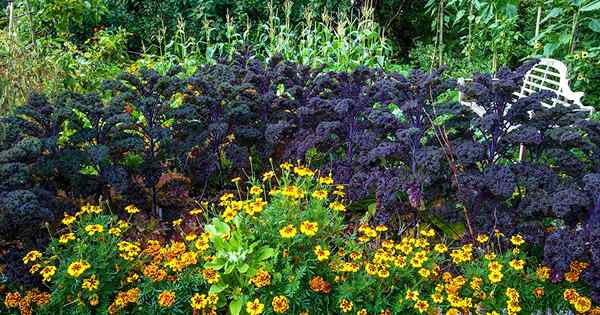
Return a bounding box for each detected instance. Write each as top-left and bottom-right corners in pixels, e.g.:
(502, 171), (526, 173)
(230, 298), (243, 315)
(255, 247), (275, 261)
(589, 18), (600, 32)
(214, 220), (231, 235)
(237, 263), (249, 273)
(209, 283), (229, 294)
(581, 0), (600, 11)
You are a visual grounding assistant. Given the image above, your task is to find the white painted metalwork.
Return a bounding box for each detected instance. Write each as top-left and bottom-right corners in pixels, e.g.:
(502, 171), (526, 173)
(459, 58), (593, 116)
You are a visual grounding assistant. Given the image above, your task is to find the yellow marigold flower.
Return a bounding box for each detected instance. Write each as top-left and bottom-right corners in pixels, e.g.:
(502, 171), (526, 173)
(82, 274), (100, 291)
(418, 268), (431, 278)
(339, 299), (353, 313)
(405, 289), (419, 301)
(488, 261), (503, 272)
(190, 293), (208, 310)
(574, 296), (592, 313)
(510, 234), (525, 246)
(231, 177), (242, 184)
(329, 200), (346, 212)
(312, 190), (328, 200)
(484, 252), (496, 260)
(126, 273), (139, 283)
(262, 171), (275, 181)
(202, 268), (220, 284)
(421, 228), (435, 237)
(23, 250), (42, 264)
(67, 260), (90, 277)
(85, 224), (104, 236)
(250, 186), (263, 195)
(107, 227), (121, 236)
(432, 293), (444, 304)
(318, 176), (334, 185)
(81, 204), (103, 214)
(377, 267), (390, 279)
(414, 299), (429, 313)
(29, 263), (40, 274)
(476, 234), (489, 243)
(157, 291), (176, 308)
(246, 298), (264, 315)
(509, 259), (525, 271)
(40, 265), (57, 282)
(488, 271), (503, 284)
(280, 162), (293, 171)
(446, 308), (460, 315)
(293, 165), (314, 177)
(375, 224), (388, 232)
(207, 293), (218, 305)
(357, 309), (368, 315)
(124, 204), (140, 214)
(314, 245), (331, 261)
(300, 221), (318, 236)
(62, 213), (76, 225)
(434, 243), (448, 253)
(279, 224), (297, 238)
(189, 208), (203, 216)
(272, 296), (289, 313)
(172, 218), (183, 226)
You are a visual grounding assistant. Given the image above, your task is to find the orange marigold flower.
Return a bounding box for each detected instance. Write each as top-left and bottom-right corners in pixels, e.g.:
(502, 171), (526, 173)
(157, 291), (176, 308)
(4, 292), (20, 308)
(272, 295), (289, 313)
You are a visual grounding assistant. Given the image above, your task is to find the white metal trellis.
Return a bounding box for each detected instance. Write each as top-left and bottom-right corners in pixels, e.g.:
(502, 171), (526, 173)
(458, 58), (592, 160)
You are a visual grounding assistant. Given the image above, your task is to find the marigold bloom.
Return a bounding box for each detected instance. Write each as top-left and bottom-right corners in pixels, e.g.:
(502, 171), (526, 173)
(22, 250), (42, 264)
(85, 224), (104, 236)
(339, 299), (353, 313)
(510, 234), (525, 246)
(189, 208), (203, 216)
(249, 269), (271, 288)
(414, 299), (429, 313)
(314, 245), (331, 261)
(272, 296), (289, 313)
(328, 200), (346, 212)
(509, 259), (525, 271)
(565, 271), (580, 283)
(202, 268), (220, 284)
(82, 275), (100, 291)
(488, 271), (503, 284)
(4, 292), (21, 308)
(40, 266), (57, 282)
(157, 291), (176, 308)
(246, 298), (264, 315)
(309, 276), (331, 293)
(533, 287), (544, 298)
(67, 260), (90, 277)
(563, 288), (579, 302)
(262, 171), (275, 181)
(300, 221), (318, 236)
(190, 293), (208, 310)
(62, 213), (77, 225)
(476, 234), (489, 243)
(124, 204), (140, 214)
(574, 296), (592, 313)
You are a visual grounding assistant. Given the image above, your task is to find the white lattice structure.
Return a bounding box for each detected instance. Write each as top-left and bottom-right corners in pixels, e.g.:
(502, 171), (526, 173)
(459, 58), (593, 116)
